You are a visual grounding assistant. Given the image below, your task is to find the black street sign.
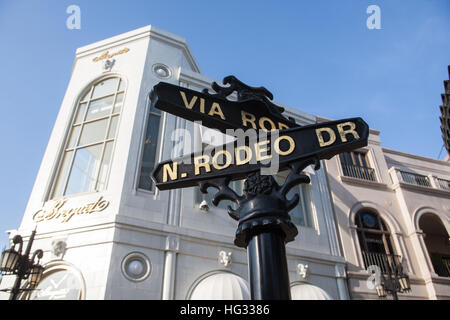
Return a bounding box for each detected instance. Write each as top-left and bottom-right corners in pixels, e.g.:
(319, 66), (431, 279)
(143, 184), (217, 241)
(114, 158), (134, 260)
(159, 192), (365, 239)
(150, 76), (299, 134)
(149, 75), (370, 299)
(152, 117), (369, 191)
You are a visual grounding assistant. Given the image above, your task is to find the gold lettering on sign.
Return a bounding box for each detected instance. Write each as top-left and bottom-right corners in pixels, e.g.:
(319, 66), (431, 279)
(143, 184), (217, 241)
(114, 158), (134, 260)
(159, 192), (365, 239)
(212, 150), (232, 170)
(337, 121), (359, 142)
(92, 48), (130, 62)
(208, 102), (226, 120)
(241, 111), (290, 131)
(255, 140), (272, 162)
(180, 91), (197, 110)
(315, 121), (360, 147)
(274, 135), (295, 156)
(235, 145), (252, 165)
(33, 197), (109, 223)
(194, 155), (211, 175)
(163, 162), (178, 182)
(316, 127), (336, 147)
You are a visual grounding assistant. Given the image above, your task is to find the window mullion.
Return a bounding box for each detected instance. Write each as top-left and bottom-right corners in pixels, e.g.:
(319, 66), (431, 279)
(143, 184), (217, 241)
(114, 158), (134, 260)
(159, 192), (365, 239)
(93, 90), (117, 191)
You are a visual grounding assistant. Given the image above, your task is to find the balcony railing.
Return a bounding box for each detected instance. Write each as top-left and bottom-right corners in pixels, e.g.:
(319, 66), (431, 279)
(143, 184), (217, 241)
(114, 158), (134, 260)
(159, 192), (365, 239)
(342, 164), (376, 181)
(435, 177), (450, 191)
(399, 171), (431, 187)
(362, 251), (403, 274)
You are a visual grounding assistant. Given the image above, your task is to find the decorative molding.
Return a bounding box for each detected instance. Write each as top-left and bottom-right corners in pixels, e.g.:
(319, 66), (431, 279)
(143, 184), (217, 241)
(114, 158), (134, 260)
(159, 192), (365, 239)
(102, 59), (115, 72)
(297, 263), (309, 280)
(165, 234), (180, 252)
(383, 147), (450, 168)
(218, 251), (232, 267)
(51, 238), (67, 260)
(391, 181), (450, 197)
(335, 264), (346, 278)
(339, 175), (389, 190)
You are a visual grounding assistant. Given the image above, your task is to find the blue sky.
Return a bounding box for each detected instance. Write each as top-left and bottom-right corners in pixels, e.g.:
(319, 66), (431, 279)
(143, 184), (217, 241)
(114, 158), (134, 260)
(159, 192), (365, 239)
(0, 0), (449, 249)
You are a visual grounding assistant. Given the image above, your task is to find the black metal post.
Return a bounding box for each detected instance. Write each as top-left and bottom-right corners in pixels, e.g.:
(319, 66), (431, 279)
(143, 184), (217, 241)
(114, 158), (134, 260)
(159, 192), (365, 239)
(387, 268), (399, 301)
(206, 167), (314, 300)
(247, 230), (291, 299)
(9, 229), (36, 300)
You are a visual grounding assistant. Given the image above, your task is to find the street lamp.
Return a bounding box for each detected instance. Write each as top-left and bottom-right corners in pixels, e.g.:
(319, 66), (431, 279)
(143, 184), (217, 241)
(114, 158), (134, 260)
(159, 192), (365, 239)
(0, 228), (44, 300)
(376, 258), (411, 300)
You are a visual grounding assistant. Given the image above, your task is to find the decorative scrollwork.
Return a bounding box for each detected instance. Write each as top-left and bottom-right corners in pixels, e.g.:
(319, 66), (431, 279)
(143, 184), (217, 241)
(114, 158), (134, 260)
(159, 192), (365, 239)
(199, 157), (321, 248)
(202, 75), (288, 119)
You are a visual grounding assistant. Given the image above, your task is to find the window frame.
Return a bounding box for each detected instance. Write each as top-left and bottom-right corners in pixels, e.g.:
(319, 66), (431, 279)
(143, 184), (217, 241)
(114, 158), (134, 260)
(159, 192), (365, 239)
(355, 210), (396, 256)
(48, 76), (125, 200)
(136, 91), (165, 193)
(338, 149), (378, 182)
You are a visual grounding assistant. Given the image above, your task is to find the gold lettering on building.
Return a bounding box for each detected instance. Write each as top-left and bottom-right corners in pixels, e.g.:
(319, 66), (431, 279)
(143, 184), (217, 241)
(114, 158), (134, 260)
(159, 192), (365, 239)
(33, 197), (109, 223)
(92, 48), (130, 62)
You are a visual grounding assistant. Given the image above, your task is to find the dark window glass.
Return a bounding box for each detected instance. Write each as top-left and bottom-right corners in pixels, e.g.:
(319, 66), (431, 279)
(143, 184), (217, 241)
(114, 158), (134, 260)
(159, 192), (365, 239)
(138, 108), (161, 191)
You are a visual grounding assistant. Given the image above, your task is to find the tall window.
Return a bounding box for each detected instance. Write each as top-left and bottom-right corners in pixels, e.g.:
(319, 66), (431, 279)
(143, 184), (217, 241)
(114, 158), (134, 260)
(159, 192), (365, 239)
(138, 98), (162, 190)
(355, 210), (399, 272)
(339, 151), (375, 181)
(51, 77), (125, 198)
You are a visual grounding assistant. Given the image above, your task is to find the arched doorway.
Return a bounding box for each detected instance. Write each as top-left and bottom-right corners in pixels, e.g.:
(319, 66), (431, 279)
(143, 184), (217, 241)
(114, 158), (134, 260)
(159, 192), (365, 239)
(419, 213), (450, 277)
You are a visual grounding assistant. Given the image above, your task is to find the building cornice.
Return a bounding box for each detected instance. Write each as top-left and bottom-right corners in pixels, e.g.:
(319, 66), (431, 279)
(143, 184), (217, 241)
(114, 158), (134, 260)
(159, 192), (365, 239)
(383, 147), (450, 168)
(75, 25), (201, 73)
(391, 181), (450, 197)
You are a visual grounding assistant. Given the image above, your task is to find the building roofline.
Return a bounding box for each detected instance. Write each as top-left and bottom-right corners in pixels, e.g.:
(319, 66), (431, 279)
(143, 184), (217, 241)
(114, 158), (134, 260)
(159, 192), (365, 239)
(75, 25), (201, 73)
(382, 147), (450, 166)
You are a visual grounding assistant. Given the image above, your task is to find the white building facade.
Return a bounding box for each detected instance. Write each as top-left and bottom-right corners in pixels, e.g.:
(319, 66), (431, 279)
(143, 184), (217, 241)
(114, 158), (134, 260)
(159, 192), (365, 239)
(0, 26), (348, 300)
(323, 122), (450, 300)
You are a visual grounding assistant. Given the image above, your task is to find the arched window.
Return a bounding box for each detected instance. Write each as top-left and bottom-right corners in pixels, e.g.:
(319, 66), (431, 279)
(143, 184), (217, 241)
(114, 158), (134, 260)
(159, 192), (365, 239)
(51, 77), (125, 198)
(355, 210), (398, 272)
(419, 213), (450, 277)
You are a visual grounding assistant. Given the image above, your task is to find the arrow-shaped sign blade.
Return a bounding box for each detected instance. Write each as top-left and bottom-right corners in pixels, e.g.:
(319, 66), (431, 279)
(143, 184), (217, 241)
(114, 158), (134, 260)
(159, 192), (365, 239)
(152, 117), (369, 191)
(150, 82), (299, 134)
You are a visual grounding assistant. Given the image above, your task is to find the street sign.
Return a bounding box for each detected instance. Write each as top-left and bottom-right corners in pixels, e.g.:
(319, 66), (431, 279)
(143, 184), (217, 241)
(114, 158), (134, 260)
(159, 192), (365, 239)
(152, 117), (369, 190)
(149, 75), (370, 300)
(150, 76), (299, 134)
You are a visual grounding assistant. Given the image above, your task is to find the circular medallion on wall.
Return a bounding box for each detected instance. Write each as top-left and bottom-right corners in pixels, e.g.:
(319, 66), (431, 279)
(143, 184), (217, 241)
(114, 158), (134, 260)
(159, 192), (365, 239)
(121, 252), (151, 282)
(152, 63), (172, 79)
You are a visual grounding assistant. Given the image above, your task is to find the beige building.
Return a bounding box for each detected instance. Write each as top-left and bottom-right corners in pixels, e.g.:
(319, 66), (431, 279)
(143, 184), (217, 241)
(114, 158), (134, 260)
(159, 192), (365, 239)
(323, 120), (450, 299)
